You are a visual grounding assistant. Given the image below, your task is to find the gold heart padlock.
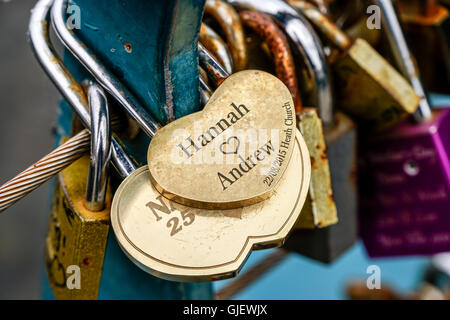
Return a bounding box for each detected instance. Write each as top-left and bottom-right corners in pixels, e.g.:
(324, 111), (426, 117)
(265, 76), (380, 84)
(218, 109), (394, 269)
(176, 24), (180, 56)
(147, 70), (296, 209)
(111, 69), (311, 281)
(112, 130), (309, 281)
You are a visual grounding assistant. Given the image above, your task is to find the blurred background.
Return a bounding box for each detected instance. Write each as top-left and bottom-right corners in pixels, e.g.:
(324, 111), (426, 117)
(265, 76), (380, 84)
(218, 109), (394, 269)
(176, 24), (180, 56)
(0, 0), (58, 299)
(0, 0), (446, 300)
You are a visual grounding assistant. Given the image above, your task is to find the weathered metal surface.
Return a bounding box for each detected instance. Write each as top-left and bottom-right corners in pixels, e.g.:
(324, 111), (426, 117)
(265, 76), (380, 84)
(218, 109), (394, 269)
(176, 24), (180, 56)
(396, 0), (450, 93)
(45, 154), (110, 300)
(199, 23), (234, 74)
(204, 0), (248, 71)
(239, 10), (302, 113)
(288, 0), (352, 50)
(289, 0), (420, 131)
(296, 109), (337, 228)
(286, 112), (358, 263)
(333, 39), (419, 131)
(69, 0), (205, 125)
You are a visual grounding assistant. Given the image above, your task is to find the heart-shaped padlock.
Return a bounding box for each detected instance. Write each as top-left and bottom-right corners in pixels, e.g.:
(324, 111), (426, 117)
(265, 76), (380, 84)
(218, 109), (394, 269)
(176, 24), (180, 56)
(147, 70), (296, 209)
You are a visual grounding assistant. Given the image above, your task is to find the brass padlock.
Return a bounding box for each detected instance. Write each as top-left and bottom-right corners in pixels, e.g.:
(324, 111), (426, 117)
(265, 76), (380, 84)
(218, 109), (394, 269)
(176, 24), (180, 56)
(287, 0), (420, 132)
(45, 82), (112, 300)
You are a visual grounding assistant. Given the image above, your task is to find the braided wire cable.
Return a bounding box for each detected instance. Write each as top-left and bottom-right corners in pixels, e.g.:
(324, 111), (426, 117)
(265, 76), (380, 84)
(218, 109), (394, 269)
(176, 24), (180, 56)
(0, 129), (90, 213)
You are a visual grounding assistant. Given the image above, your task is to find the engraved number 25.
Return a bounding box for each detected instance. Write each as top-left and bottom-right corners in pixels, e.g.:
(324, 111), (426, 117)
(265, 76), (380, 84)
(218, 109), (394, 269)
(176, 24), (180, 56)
(167, 209), (195, 236)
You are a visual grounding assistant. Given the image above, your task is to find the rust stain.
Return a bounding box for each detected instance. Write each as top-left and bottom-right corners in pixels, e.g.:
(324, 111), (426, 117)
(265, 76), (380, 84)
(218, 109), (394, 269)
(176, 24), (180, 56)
(82, 257), (93, 266)
(199, 23), (233, 73)
(310, 156), (317, 170)
(239, 10), (303, 113)
(123, 42), (132, 53)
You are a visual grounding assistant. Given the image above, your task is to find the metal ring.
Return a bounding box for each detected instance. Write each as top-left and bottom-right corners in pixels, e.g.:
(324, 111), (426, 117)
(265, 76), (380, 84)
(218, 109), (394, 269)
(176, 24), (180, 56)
(199, 70), (214, 106)
(287, 0), (352, 51)
(198, 43), (230, 85)
(226, 0), (334, 128)
(199, 23), (234, 74)
(85, 82), (112, 212)
(29, 0), (136, 178)
(239, 10), (303, 113)
(205, 0), (248, 71)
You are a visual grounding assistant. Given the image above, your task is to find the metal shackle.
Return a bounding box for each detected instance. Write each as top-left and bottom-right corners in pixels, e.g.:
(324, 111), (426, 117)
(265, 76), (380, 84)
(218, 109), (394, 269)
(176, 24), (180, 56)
(199, 72), (214, 106)
(238, 10), (303, 113)
(374, 0), (432, 122)
(199, 23), (234, 74)
(51, 0), (160, 137)
(198, 42), (230, 85)
(204, 0), (248, 71)
(85, 82), (112, 212)
(305, 0), (330, 16)
(225, 0), (334, 128)
(287, 0), (352, 51)
(29, 0), (137, 178)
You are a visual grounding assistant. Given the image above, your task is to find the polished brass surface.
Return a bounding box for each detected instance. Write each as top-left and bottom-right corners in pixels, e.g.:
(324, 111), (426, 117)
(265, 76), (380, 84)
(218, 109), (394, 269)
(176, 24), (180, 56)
(112, 130), (310, 282)
(148, 70), (296, 209)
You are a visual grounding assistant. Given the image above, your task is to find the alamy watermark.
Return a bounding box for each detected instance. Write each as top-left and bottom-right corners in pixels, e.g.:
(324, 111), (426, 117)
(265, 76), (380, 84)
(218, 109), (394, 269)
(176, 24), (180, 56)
(66, 2), (81, 30)
(66, 265), (81, 290)
(367, 5), (382, 30)
(366, 265), (382, 289)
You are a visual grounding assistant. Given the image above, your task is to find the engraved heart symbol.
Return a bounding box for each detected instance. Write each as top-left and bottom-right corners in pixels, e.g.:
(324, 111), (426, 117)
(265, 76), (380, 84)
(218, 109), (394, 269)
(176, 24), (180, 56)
(220, 136), (241, 155)
(147, 70), (297, 209)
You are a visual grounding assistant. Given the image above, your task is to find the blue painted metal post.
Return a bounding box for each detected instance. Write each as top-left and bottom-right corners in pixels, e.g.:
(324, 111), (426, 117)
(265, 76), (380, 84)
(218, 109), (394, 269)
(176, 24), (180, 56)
(42, 0), (213, 299)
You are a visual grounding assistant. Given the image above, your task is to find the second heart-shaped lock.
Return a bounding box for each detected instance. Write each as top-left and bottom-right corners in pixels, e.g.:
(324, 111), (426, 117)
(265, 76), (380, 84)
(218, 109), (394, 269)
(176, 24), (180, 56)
(147, 70), (296, 209)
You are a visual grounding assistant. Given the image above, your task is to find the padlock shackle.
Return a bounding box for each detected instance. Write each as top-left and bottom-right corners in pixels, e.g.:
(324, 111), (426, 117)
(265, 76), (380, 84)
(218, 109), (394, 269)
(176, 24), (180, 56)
(198, 43), (230, 85)
(306, 0), (330, 16)
(287, 0), (352, 51)
(199, 71), (213, 106)
(51, 0), (160, 137)
(85, 82), (112, 212)
(239, 10), (303, 113)
(29, 0), (137, 178)
(226, 0), (334, 129)
(204, 0), (248, 71)
(200, 23), (234, 74)
(374, 0), (432, 122)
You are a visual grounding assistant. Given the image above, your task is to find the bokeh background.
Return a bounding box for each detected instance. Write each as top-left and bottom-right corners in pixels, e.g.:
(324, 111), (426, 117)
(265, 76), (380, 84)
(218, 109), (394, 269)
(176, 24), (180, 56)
(0, 0), (443, 300)
(0, 0), (58, 299)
